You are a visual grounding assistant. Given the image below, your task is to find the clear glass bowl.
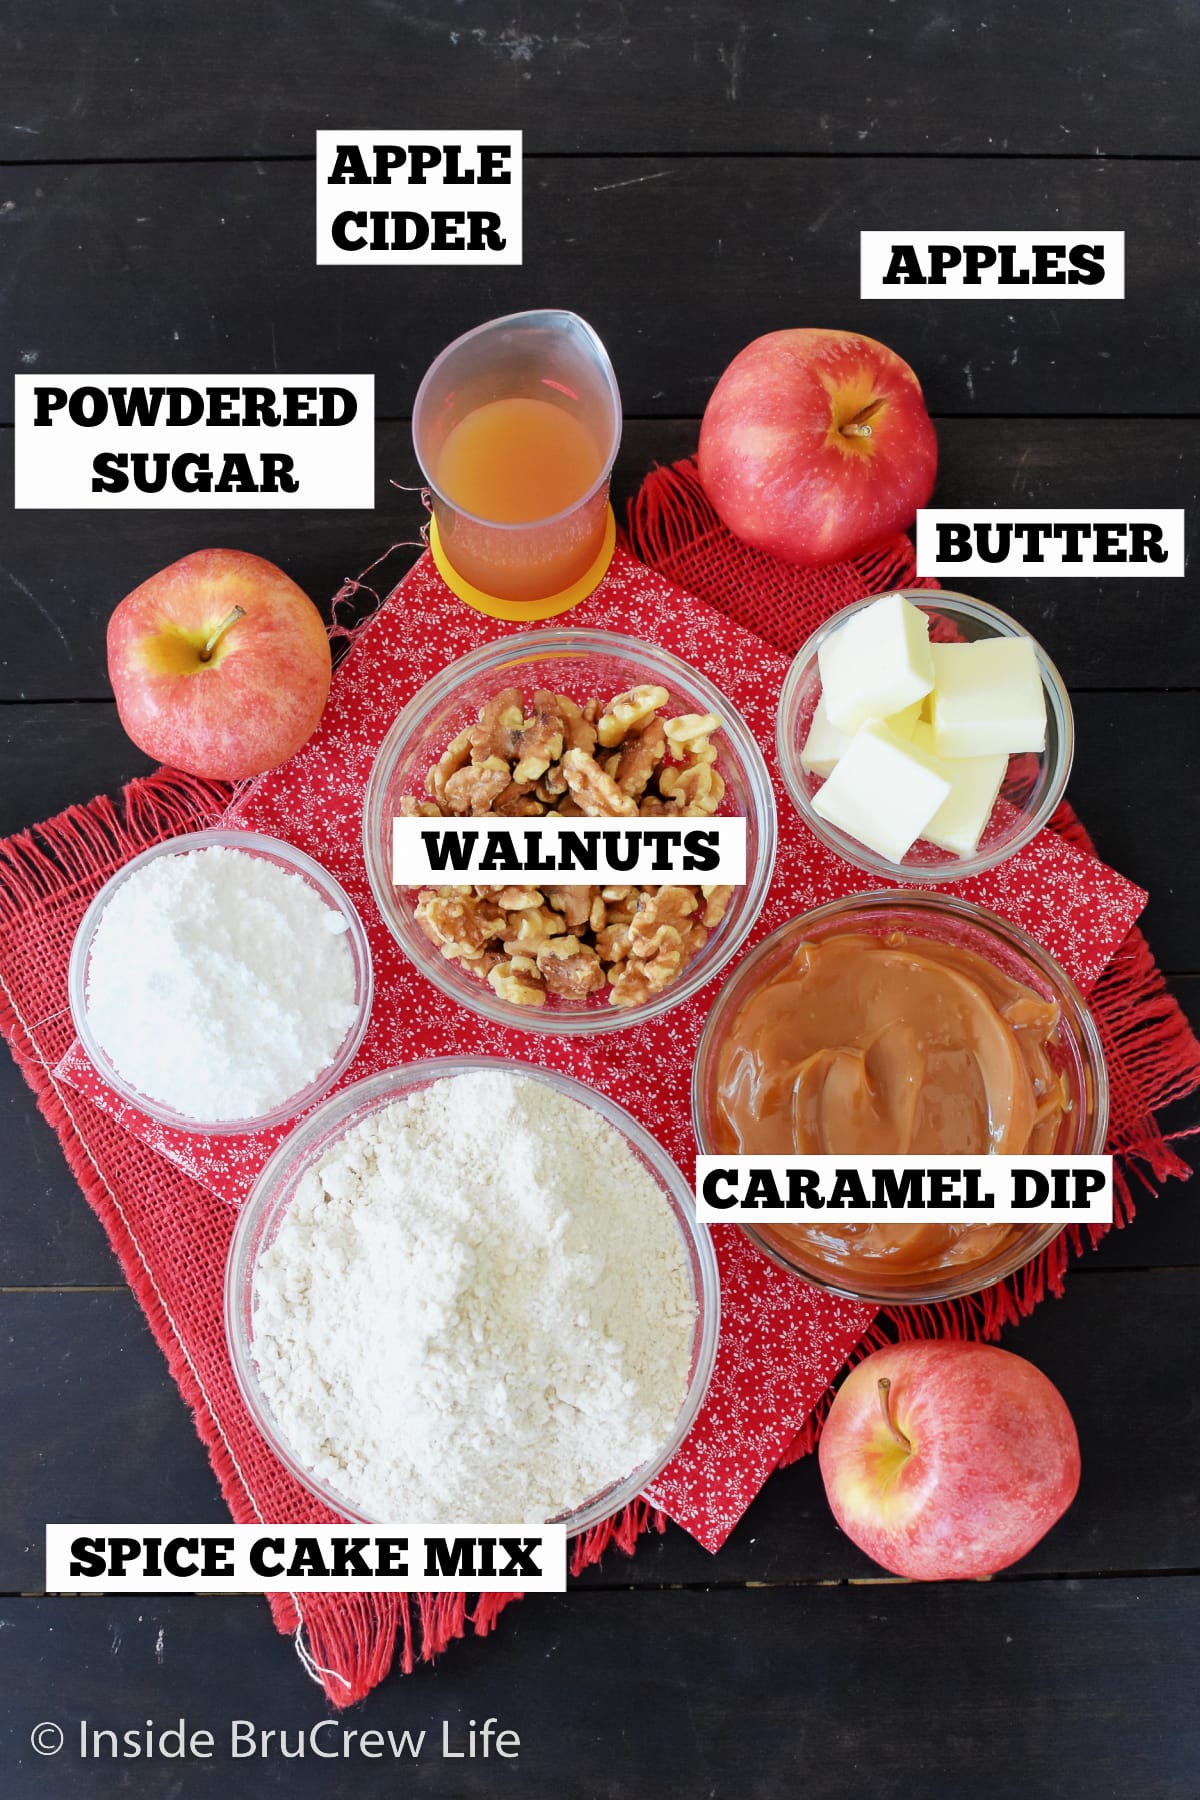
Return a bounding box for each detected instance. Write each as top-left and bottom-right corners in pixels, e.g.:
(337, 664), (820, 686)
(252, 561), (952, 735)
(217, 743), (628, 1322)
(68, 828), (373, 1136)
(225, 1057), (721, 1535)
(691, 891), (1109, 1305)
(776, 589), (1074, 883)
(362, 629), (777, 1034)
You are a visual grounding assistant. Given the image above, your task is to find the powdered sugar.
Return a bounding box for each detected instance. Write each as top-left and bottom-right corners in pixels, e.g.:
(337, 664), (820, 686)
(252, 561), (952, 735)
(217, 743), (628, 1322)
(250, 1070), (697, 1522)
(84, 844), (358, 1121)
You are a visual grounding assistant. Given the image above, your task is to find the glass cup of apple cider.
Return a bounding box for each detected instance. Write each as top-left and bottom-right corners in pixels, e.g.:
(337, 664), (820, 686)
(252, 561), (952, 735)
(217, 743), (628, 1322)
(413, 310), (622, 609)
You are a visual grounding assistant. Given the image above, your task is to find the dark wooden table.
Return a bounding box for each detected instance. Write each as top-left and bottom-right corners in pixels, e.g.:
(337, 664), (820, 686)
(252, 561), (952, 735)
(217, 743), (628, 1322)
(2, 6), (1198, 1795)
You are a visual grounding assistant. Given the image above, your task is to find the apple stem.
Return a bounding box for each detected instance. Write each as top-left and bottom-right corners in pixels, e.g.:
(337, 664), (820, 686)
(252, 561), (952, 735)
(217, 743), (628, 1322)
(841, 397), (887, 439)
(199, 605), (246, 663)
(877, 1377), (912, 1452)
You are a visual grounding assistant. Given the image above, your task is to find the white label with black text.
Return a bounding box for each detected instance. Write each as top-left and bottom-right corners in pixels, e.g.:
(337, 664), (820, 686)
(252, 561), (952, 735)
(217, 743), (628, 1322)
(916, 508), (1185, 577)
(696, 1156), (1113, 1224)
(13, 374), (374, 510)
(46, 1524), (567, 1594)
(316, 130), (522, 264)
(860, 230), (1124, 297)
(392, 816), (746, 887)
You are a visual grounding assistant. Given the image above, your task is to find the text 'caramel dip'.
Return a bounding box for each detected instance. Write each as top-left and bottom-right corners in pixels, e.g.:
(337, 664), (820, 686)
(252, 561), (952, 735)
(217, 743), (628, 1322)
(711, 930), (1070, 1281)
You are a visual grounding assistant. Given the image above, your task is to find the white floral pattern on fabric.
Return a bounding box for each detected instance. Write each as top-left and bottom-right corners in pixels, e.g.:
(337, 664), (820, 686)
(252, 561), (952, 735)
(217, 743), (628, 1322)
(57, 548), (1146, 1550)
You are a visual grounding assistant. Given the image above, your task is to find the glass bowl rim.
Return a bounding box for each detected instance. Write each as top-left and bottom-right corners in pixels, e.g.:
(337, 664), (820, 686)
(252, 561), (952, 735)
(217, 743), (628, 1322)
(775, 587), (1075, 885)
(224, 1054), (721, 1536)
(67, 827), (374, 1136)
(689, 888), (1110, 1305)
(362, 626), (778, 1036)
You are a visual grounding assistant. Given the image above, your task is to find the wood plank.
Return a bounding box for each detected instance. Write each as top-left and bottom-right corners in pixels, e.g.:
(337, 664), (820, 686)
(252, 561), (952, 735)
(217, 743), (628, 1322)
(1, 418), (1197, 703)
(3, 1580), (1198, 1797)
(0, 1051), (124, 1288)
(3, 688), (1197, 965)
(5, 1273), (1199, 1595)
(0, 1293), (225, 1595)
(1, 159), (1196, 419)
(1067, 692), (1200, 975)
(2, 0), (1195, 159)
(0, 704), (153, 841)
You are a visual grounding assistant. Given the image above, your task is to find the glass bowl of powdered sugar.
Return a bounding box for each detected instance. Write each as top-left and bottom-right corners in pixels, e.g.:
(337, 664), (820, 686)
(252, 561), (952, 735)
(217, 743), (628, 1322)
(225, 1057), (720, 1533)
(68, 828), (373, 1134)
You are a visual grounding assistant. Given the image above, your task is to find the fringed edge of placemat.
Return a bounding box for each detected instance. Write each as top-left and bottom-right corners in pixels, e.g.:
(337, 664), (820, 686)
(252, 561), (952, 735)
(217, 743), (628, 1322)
(625, 456), (943, 621)
(0, 767), (231, 924)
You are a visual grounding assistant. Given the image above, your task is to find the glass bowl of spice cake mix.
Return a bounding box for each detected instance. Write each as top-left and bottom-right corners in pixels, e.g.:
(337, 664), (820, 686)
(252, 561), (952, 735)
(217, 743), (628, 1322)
(226, 1057), (720, 1532)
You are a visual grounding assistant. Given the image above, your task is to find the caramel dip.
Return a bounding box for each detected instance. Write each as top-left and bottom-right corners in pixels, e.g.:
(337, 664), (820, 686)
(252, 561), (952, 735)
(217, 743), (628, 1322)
(711, 930), (1070, 1282)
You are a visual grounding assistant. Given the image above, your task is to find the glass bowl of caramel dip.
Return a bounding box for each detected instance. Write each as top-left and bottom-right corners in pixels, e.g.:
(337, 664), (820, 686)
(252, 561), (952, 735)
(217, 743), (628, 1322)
(692, 892), (1109, 1305)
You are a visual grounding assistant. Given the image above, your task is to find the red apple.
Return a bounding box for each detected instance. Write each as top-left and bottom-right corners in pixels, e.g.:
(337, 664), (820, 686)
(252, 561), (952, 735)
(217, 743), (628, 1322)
(107, 549), (332, 781)
(697, 328), (938, 565)
(818, 1341), (1079, 1580)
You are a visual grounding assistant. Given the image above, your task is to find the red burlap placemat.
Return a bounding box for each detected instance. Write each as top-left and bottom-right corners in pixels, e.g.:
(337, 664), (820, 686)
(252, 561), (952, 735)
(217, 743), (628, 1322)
(1, 470), (1197, 1707)
(53, 544), (1145, 1554)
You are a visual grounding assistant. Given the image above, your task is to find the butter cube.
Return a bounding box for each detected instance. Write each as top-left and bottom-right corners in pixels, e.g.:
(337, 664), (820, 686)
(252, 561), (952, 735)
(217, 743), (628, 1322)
(812, 719), (951, 864)
(929, 638), (1047, 758)
(800, 696), (853, 778)
(887, 699), (923, 740)
(801, 695), (922, 780)
(817, 594), (935, 734)
(912, 722), (1007, 857)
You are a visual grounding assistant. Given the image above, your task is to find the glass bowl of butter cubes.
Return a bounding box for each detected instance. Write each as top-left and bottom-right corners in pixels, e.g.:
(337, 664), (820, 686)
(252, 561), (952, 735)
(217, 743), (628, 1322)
(777, 590), (1074, 882)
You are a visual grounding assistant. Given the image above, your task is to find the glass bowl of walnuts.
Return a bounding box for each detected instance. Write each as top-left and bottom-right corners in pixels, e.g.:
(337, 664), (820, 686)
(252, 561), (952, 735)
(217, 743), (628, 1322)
(363, 629), (777, 1034)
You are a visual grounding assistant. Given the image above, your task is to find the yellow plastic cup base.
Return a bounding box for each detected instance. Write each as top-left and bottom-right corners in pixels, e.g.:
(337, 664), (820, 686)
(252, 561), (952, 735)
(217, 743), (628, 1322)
(428, 506), (617, 622)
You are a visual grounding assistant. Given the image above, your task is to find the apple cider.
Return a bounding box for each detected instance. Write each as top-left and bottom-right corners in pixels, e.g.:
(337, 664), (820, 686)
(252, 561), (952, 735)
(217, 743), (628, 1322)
(435, 396), (606, 525)
(414, 311), (621, 606)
